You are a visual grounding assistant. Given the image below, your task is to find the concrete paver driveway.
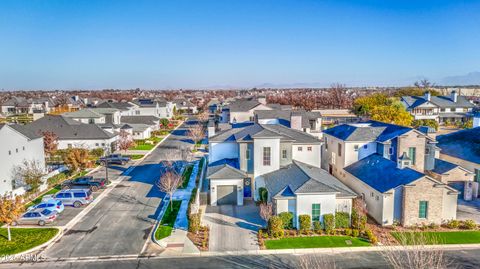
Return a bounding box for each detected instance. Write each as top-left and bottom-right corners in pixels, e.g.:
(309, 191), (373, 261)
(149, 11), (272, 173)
(203, 202), (263, 252)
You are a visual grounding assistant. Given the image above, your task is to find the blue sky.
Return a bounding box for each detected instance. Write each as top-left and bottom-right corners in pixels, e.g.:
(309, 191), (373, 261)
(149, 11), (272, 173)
(0, 0), (479, 90)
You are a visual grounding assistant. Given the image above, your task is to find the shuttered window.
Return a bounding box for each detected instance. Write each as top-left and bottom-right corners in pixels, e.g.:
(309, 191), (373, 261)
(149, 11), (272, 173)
(408, 147), (416, 165)
(312, 204), (321, 221)
(419, 201), (428, 219)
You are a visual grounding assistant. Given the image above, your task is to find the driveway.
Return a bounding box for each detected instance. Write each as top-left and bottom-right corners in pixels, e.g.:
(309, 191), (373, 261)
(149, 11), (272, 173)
(203, 202), (263, 252)
(457, 199), (480, 223)
(43, 121), (195, 258)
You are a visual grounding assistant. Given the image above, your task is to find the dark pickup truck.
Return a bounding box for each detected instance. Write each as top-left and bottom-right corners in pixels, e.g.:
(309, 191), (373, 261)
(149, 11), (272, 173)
(98, 154), (131, 165)
(61, 176), (108, 192)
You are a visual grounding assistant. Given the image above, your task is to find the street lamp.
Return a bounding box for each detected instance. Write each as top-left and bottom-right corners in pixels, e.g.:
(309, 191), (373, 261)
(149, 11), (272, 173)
(103, 145), (110, 182)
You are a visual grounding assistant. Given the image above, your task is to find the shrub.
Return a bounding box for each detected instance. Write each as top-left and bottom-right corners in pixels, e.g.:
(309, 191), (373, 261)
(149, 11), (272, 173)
(90, 148), (105, 158)
(278, 212), (294, 229)
(298, 215), (311, 234)
(462, 219), (477, 230)
(335, 211), (350, 228)
(352, 229), (360, 237)
(365, 229), (377, 244)
(446, 219), (460, 229)
(323, 213), (335, 233)
(268, 216), (284, 238)
(188, 213), (201, 233)
(47, 172), (67, 186)
(428, 222), (439, 230)
(313, 221), (322, 234)
(258, 187), (268, 204)
(345, 228), (352, 236)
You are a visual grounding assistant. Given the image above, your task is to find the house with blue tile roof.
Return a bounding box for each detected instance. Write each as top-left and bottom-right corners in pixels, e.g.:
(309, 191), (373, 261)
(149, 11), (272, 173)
(323, 121), (458, 226)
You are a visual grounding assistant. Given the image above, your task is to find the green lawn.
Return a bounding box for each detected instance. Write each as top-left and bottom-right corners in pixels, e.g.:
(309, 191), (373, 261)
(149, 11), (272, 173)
(0, 228), (59, 255)
(179, 165), (193, 189)
(130, 144), (154, 151)
(391, 231), (480, 245)
(264, 236), (371, 249)
(154, 200), (182, 241)
(126, 154), (144, 160)
(149, 136), (164, 143)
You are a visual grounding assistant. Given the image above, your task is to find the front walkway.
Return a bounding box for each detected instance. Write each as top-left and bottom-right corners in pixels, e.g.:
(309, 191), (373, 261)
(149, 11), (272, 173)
(203, 201), (263, 252)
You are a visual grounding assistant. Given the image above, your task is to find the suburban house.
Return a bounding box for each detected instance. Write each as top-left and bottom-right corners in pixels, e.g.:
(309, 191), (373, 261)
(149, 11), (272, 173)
(222, 96), (281, 123)
(63, 108), (122, 125)
(254, 110), (322, 138)
(0, 124), (46, 196)
(323, 121), (458, 226)
(207, 123), (322, 206)
(401, 91), (475, 123)
(315, 109), (360, 126)
(131, 98), (175, 119)
(437, 127), (480, 184)
(96, 101), (139, 116)
(1, 96), (55, 115)
(174, 98), (198, 114)
(261, 160), (356, 228)
(20, 115), (118, 150)
(119, 115), (161, 139)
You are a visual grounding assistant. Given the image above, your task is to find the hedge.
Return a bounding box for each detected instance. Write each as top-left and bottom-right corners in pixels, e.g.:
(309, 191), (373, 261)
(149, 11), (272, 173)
(335, 211), (350, 228)
(278, 212), (294, 229)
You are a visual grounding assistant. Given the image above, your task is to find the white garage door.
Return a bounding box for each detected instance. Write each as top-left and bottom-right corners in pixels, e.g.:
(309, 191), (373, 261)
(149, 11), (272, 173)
(217, 185), (237, 205)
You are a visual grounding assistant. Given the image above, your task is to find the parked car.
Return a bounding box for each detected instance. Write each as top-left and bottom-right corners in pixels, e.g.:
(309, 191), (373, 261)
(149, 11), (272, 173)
(98, 154), (131, 165)
(50, 189), (94, 208)
(61, 176), (107, 191)
(13, 208), (57, 226)
(28, 198), (65, 214)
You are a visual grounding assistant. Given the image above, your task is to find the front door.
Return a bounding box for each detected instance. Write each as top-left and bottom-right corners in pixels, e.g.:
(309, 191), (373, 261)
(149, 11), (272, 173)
(328, 164), (333, 175)
(244, 178), (252, 197)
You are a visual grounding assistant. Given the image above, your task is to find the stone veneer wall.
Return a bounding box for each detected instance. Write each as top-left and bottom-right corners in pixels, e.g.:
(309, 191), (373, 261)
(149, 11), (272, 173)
(402, 177), (444, 226)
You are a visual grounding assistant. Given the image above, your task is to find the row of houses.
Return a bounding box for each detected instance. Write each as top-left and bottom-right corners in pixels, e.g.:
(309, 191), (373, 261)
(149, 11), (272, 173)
(206, 98), (480, 228)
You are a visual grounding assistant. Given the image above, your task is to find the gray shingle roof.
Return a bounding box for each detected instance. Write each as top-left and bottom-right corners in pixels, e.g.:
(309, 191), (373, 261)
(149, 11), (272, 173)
(21, 115), (117, 140)
(207, 164), (247, 179)
(263, 161), (356, 198)
(209, 123), (320, 144)
(96, 101), (135, 110)
(121, 116), (160, 125)
(9, 124), (43, 140)
(402, 95), (475, 109)
(228, 100), (262, 112)
(63, 109), (105, 118)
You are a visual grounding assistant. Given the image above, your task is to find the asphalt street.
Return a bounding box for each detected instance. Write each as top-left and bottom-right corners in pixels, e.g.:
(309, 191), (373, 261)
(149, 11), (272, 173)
(42, 121), (194, 258)
(4, 249), (480, 269)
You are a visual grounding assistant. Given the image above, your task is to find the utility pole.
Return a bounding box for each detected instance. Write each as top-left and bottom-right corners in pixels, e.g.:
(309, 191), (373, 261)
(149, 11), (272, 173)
(104, 146), (109, 182)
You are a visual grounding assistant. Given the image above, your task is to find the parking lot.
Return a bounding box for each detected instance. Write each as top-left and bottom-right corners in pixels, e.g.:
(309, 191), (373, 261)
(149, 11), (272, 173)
(19, 162), (132, 228)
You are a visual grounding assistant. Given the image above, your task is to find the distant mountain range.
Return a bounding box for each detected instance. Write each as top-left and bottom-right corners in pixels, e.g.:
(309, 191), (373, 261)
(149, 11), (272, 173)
(441, 72), (480, 86)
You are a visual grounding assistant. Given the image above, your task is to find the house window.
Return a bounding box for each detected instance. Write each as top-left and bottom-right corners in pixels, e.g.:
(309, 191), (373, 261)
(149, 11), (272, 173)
(298, 146), (303, 151)
(363, 144), (368, 149)
(375, 196), (379, 201)
(8, 150), (11, 155)
(408, 147), (416, 165)
(338, 143), (342, 157)
(371, 192), (374, 197)
(16, 148), (18, 153)
(312, 204), (321, 221)
(354, 145), (359, 151)
(307, 146), (312, 151)
(102, 143), (105, 146)
(22, 146), (25, 151)
(263, 147), (271, 166)
(246, 148), (251, 160)
(95, 143), (99, 146)
(419, 201), (428, 218)
(282, 149), (287, 159)
(388, 147), (394, 155)
(425, 148), (430, 155)
(88, 118), (95, 124)
(68, 144), (72, 148)
(475, 169), (480, 182)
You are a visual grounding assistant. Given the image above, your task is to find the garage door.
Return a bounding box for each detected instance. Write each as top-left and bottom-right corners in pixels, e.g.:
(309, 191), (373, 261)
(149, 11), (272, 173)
(217, 185), (237, 205)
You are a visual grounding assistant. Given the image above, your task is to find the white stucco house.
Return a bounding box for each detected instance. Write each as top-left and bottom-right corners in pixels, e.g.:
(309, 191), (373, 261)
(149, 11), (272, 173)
(21, 115), (118, 150)
(0, 124), (46, 196)
(131, 99), (176, 119)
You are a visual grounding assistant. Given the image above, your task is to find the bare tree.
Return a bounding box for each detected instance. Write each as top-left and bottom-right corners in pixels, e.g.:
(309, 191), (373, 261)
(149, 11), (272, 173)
(188, 124), (205, 150)
(42, 131), (58, 157)
(11, 159), (45, 194)
(118, 130), (135, 154)
(156, 169), (182, 210)
(259, 202), (273, 225)
(197, 111), (209, 123)
(381, 232), (451, 269)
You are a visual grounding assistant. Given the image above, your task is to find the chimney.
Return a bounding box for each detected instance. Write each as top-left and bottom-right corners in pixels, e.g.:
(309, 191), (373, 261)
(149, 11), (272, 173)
(424, 91), (431, 101)
(450, 90), (458, 103)
(258, 96), (266, 105)
(290, 112), (303, 130)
